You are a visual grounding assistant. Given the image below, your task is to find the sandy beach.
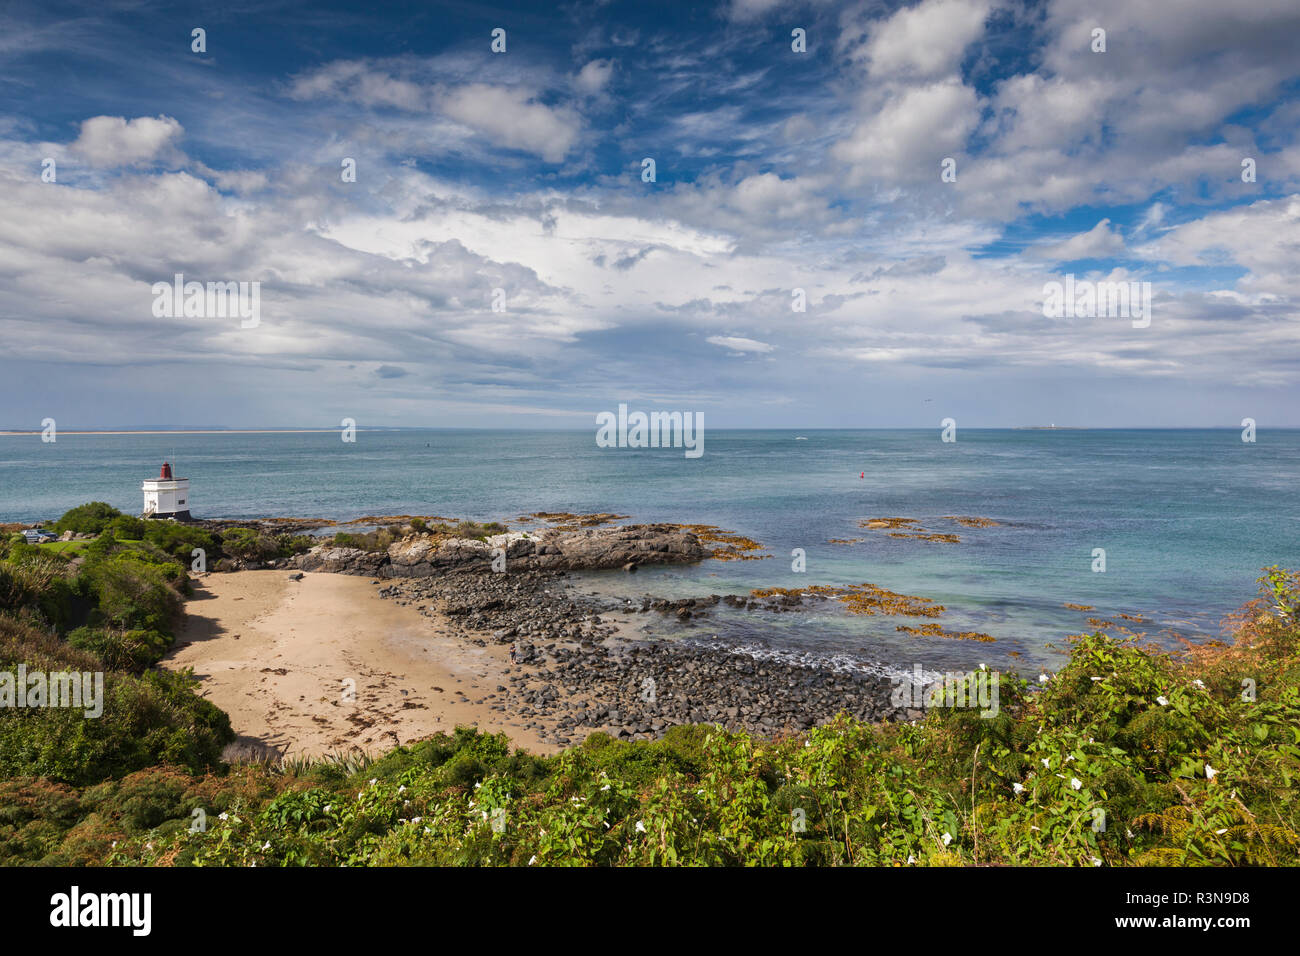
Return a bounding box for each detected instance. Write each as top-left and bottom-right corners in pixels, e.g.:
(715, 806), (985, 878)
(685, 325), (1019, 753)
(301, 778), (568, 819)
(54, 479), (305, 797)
(163, 570), (557, 759)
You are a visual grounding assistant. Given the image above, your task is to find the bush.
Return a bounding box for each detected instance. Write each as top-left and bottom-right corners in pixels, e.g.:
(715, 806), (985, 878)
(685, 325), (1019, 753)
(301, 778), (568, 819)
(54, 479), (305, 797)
(0, 614), (233, 785)
(67, 627), (171, 673)
(80, 553), (184, 634)
(108, 516), (146, 540)
(142, 522), (215, 563)
(329, 528), (398, 552)
(53, 503), (123, 536)
(216, 527), (309, 563)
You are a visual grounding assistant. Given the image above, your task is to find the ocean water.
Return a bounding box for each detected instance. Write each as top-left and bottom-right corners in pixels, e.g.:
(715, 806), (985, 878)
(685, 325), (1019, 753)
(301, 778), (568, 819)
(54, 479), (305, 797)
(2, 428), (1296, 677)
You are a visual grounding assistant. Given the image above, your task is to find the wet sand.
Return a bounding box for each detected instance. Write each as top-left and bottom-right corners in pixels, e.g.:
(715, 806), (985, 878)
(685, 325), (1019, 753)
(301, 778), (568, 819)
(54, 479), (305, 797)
(163, 570), (556, 759)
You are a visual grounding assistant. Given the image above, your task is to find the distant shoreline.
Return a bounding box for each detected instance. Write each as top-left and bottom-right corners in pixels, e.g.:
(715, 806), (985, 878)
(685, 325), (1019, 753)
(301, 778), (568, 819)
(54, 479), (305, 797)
(1, 426), (1288, 435)
(0, 429), (362, 436)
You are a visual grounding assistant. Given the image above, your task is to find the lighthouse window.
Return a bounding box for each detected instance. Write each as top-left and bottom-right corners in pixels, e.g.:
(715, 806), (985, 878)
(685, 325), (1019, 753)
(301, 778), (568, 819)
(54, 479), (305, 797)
(178, 499), (185, 505)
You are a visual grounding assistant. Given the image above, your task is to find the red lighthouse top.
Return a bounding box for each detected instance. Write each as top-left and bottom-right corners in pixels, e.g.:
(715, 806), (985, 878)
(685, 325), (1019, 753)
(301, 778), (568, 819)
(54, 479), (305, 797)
(160, 462), (173, 479)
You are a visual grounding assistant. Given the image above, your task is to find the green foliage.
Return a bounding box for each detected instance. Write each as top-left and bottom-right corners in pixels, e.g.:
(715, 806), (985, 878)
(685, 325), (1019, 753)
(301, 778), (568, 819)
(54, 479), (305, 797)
(0, 615), (233, 787)
(108, 516), (147, 540)
(141, 522), (215, 562)
(427, 520), (506, 541)
(329, 528), (397, 552)
(53, 502), (123, 535)
(217, 527), (312, 562)
(67, 626), (171, 673)
(80, 551), (184, 633)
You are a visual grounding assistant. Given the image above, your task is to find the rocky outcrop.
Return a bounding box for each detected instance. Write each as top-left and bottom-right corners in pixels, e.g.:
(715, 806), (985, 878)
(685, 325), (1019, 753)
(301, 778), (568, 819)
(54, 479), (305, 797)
(291, 524), (708, 577)
(293, 546), (389, 576)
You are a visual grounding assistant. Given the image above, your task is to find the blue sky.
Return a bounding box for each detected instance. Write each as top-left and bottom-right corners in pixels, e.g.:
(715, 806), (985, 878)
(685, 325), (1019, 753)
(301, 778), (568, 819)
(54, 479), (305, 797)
(0, 0), (1297, 428)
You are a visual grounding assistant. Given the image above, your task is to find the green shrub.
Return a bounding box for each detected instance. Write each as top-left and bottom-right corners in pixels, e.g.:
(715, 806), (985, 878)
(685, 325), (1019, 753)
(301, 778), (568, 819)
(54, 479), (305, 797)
(67, 627), (171, 673)
(0, 615), (233, 786)
(80, 553), (184, 634)
(53, 503), (123, 536)
(216, 527), (307, 563)
(108, 516), (146, 540)
(142, 523), (215, 563)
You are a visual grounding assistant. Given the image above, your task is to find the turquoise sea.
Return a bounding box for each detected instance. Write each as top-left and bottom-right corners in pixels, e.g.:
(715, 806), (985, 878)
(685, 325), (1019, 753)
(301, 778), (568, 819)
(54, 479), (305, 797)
(2, 428), (1296, 678)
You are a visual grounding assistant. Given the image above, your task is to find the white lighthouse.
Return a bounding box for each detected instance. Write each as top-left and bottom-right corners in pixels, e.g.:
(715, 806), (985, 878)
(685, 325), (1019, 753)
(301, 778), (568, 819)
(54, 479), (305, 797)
(142, 462), (191, 520)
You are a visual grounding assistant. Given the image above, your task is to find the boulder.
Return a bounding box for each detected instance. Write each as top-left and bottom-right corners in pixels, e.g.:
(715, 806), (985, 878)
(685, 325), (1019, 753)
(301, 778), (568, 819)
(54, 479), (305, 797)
(293, 546), (388, 576)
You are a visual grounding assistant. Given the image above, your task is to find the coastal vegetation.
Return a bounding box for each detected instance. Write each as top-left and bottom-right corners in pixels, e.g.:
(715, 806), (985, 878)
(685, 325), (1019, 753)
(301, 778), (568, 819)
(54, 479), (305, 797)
(1, 503), (1297, 866)
(1, 508), (234, 785)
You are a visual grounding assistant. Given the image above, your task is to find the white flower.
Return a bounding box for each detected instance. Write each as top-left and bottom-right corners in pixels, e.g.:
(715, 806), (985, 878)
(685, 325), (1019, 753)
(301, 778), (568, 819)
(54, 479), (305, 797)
(145, 842), (153, 850)
(1215, 828), (1228, 835)
(412, 816), (422, 824)
(1070, 778), (1082, 790)
(1012, 782), (1025, 794)
(474, 782), (482, 789)
(941, 832), (952, 846)
(635, 820), (646, 833)
(600, 784), (611, 791)
(218, 812), (228, 821)
(1065, 754), (1075, 762)
(528, 855), (537, 866)
(398, 785), (406, 794)
(1193, 679), (1206, 689)
(369, 778), (377, 786)
(1091, 857), (1102, 867)
(261, 841), (271, 851)
(1038, 673), (1049, 684)
(1205, 764), (1218, 780)
(324, 805), (332, 814)
(1090, 676), (1102, 682)
(1041, 758), (1050, 768)
(907, 855), (916, 864)
(1156, 696), (1169, 706)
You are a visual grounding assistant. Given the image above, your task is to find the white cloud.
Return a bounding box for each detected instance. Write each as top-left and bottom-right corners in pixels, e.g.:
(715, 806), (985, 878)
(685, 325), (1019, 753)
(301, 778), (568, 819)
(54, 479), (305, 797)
(574, 59), (614, 95)
(438, 85), (580, 162)
(1030, 219), (1127, 260)
(725, 0), (784, 22)
(864, 0), (993, 80)
(71, 115), (183, 167)
(1136, 196), (1300, 297)
(707, 335), (775, 353)
(288, 60), (428, 110)
(833, 80), (979, 182)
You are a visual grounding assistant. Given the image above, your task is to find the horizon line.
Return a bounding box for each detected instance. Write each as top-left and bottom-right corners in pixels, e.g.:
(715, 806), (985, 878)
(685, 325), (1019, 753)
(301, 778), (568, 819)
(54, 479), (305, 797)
(1, 425), (1291, 435)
